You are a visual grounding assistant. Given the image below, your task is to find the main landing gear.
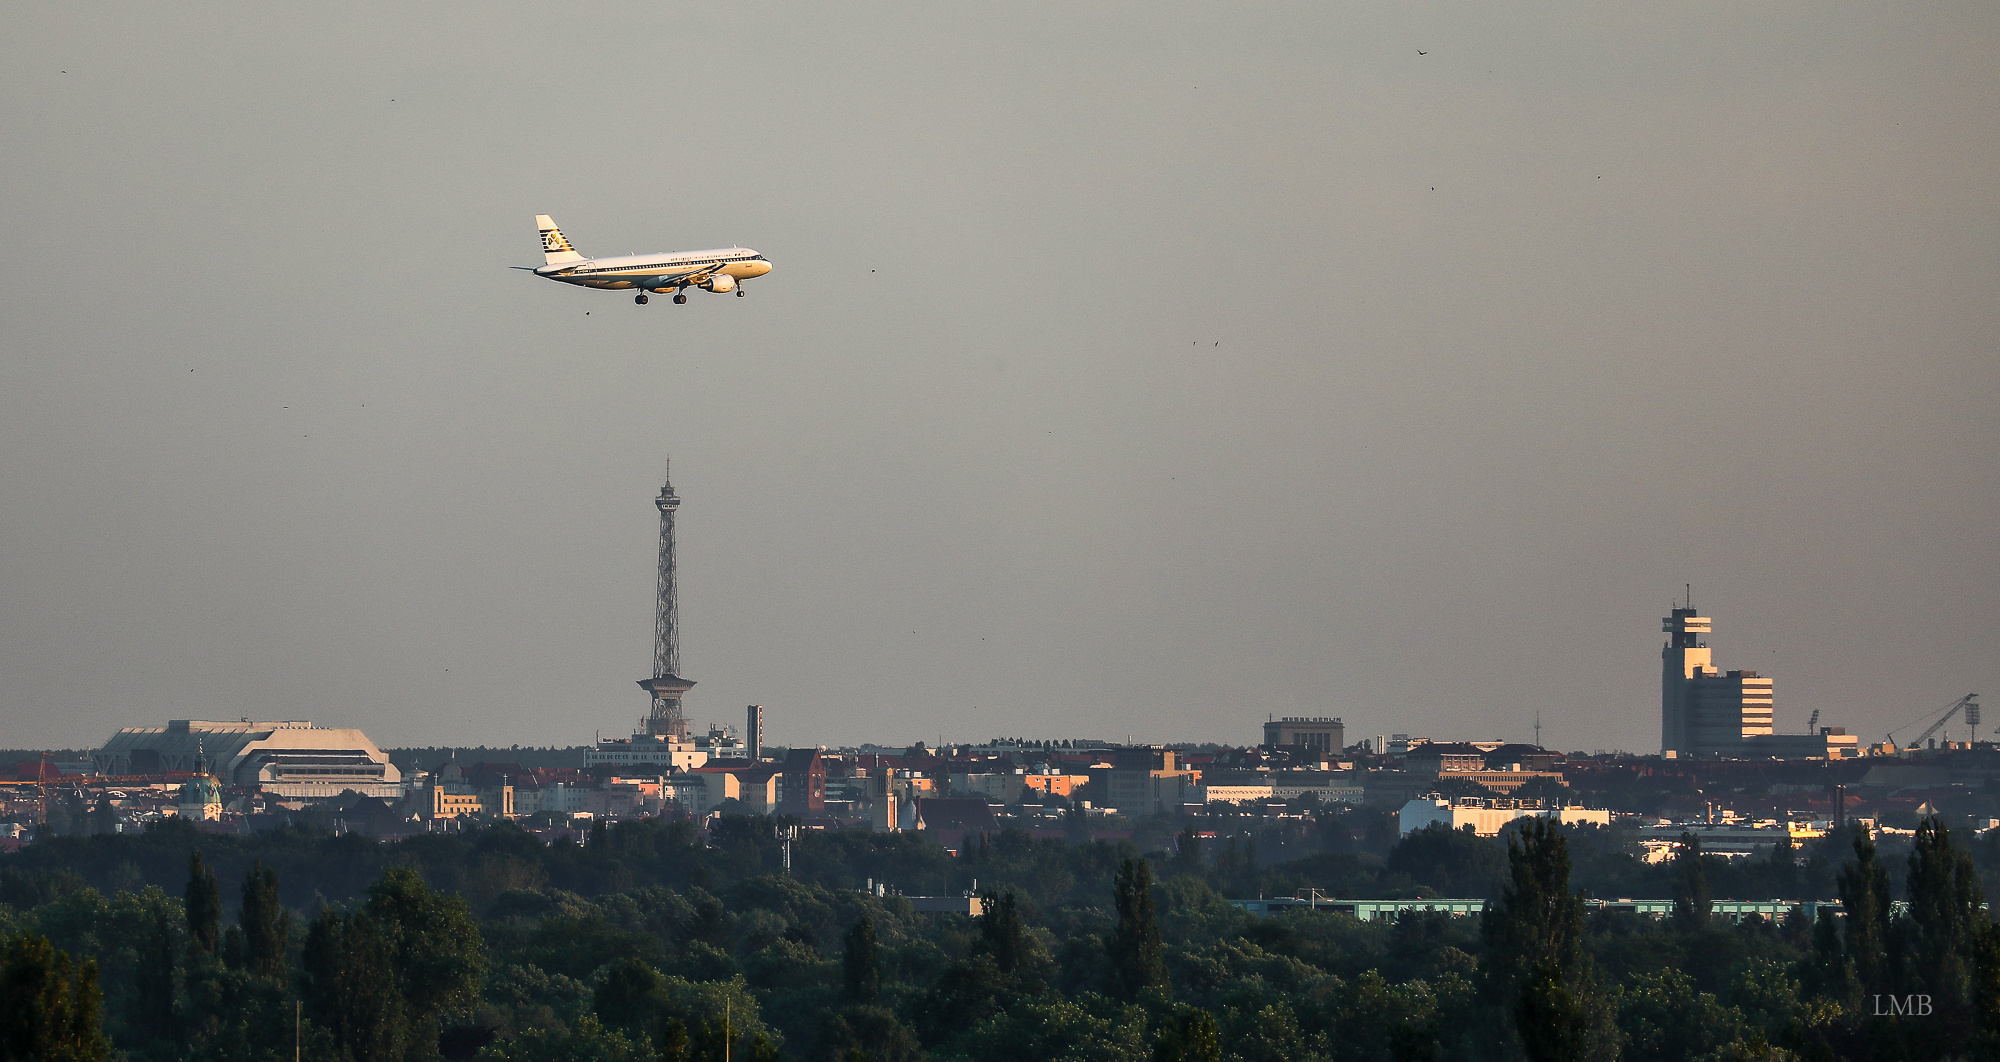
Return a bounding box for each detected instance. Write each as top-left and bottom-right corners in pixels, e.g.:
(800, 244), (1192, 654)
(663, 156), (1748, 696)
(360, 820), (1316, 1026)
(735, 287), (745, 297)
(634, 293), (649, 305)
(672, 293), (688, 304)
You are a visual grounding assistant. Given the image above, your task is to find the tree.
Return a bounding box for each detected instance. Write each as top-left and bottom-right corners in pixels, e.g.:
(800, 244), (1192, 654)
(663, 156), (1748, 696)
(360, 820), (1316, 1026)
(1901, 817), (1983, 1053)
(1482, 819), (1613, 1062)
(300, 909), (405, 1062)
(239, 859), (291, 980)
(977, 891), (1029, 976)
(1671, 831), (1713, 931)
(1153, 1007), (1220, 1062)
(817, 1006), (921, 1062)
(1973, 921), (2000, 1057)
(1172, 826), (1203, 878)
(365, 866), (486, 1033)
(1517, 959), (1588, 1062)
(1105, 857), (1169, 1000)
(1386, 823), (1506, 897)
(184, 851), (221, 955)
(1837, 827), (1892, 991)
(0, 932), (112, 1062)
(133, 903), (177, 1044)
(1483, 819), (1583, 996)
(593, 957), (689, 1059)
(841, 917), (881, 1004)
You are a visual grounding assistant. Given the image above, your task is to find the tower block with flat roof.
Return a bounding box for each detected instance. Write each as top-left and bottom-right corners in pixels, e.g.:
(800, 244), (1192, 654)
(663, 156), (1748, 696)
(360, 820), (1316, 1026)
(1661, 594), (1774, 757)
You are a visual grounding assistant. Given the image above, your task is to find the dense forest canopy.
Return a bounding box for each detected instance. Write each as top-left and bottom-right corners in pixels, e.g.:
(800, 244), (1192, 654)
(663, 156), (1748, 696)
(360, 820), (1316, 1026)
(3, 814), (1999, 1061)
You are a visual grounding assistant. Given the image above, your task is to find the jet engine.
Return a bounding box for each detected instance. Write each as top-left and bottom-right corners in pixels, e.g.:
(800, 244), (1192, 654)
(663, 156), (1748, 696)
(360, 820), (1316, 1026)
(703, 273), (737, 293)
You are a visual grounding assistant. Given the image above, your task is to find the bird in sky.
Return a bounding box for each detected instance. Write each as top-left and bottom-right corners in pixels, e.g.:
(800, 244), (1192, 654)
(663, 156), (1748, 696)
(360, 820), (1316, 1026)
(1417, 50), (1427, 55)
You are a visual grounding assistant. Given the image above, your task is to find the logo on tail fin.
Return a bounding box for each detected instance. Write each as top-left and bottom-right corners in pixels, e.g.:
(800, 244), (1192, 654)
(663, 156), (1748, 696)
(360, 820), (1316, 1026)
(535, 214), (586, 265)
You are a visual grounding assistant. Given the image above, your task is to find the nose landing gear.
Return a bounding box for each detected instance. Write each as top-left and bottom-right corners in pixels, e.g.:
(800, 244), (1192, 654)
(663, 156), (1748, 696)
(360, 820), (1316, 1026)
(635, 293), (649, 305)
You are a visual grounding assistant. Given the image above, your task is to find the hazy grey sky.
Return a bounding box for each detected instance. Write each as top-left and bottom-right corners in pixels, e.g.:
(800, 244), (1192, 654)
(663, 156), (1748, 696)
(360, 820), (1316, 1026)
(3, 3), (1995, 754)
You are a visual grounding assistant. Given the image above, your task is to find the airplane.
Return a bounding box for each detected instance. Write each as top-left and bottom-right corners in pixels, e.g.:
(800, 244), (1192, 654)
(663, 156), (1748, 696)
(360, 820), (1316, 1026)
(517, 215), (772, 305)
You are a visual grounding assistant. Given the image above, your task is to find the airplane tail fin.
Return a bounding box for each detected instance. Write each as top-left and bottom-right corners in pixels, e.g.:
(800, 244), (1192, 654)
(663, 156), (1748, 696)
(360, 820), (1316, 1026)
(536, 215), (586, 264)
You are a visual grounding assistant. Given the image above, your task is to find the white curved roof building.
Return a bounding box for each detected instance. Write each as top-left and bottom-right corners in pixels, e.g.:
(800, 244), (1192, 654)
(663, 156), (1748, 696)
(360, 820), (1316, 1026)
(94, 719), (403, 799)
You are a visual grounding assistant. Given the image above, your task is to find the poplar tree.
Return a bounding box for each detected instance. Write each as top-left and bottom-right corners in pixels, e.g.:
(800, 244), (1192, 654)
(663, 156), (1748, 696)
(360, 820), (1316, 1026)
(133, 907), (177, 1043)
(239, 860), (291, 980)
(1106, 858), (1169, 1000)
(1838, 828), (1892, 992)
(841, 917), (881, 1004)
(1482, 819), (1614, 1062)
(1902, 817), (1983, 1053)
(977, 891), (1028, 976)
(1671, 831), (1713, 931)
(183, 851), (221, 956)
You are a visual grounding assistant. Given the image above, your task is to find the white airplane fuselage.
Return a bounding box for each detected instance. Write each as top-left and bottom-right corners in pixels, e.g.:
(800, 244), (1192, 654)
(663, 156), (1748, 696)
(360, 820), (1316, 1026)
(527, 215), (771, 305)
(535, 248), (772, 291)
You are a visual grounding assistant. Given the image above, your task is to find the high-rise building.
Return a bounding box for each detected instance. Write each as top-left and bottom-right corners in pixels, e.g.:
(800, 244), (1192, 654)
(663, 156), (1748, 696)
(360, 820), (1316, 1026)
(1661, 596), (1774, 757)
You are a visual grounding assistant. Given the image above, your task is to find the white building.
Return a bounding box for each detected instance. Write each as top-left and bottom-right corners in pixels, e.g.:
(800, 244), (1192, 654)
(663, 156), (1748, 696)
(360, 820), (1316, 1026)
(1203, 782), (1276, 804)
(1398, 797), (1610, 837)
(96, 720), (402, 799)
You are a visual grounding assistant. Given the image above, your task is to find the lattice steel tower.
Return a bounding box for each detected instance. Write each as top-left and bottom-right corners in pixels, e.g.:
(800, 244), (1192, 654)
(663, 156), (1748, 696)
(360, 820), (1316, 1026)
(637, 463), (694, 738)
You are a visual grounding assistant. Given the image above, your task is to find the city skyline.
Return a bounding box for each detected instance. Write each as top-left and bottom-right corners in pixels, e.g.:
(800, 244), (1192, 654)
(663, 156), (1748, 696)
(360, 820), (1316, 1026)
(2, 4), (1994, 752)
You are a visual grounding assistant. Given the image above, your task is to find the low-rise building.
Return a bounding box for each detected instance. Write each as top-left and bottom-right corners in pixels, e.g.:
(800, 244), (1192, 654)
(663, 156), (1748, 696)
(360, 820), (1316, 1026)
(1271, 771), (1365, 804)
(1398, 797), (1610, 837)
(1021, 769), (1089, 799)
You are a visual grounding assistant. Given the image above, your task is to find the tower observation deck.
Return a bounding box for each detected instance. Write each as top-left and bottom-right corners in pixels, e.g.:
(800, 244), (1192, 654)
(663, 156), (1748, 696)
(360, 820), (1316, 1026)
(637, 465), (694, 739)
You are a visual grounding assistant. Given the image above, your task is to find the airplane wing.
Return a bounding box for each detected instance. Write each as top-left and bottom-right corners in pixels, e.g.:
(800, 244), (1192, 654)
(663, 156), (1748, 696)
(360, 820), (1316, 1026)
(648, 260), (724, 286)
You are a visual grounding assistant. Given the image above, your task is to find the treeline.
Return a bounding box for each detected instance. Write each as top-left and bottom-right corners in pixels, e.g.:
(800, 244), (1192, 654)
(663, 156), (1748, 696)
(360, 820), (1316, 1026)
(2, 816), (1999, 1060)
(4, 811), (1927, 918)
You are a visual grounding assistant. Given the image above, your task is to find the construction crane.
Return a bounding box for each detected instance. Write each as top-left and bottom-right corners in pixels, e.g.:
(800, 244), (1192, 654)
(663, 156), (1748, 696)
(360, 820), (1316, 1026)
(1885, 694), (1981, 750)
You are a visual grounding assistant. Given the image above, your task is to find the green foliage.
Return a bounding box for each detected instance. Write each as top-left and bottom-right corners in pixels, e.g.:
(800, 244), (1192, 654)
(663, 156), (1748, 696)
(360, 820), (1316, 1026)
(239, 859), (290, 980)
(1614, 967), (1753, 1062)
(814, 1005), (920, 1062)
(840, 917), (880, 1004)
(1835, 829), (1891, 993)
(1151, 1007), (1219, 1062)
(19, 813), (2000, 1062)
(367, 866), (488, 1033)
(301, 908), (406, 1062)
(0, 931), (111, 1062)
(1386, 824), (1506, 898)
(184, 851), (221, 955)
(976, 891), (1031, 976)
(958, 993), (1150, 1062)
(1483, 818), (1584, 1001)
(1105, 858), (1169, 1001)
(1671, 832), (1713, 932)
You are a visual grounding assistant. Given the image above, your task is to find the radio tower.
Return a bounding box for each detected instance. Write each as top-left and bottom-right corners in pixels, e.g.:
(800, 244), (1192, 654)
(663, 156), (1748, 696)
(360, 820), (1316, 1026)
(636, 462), (694, 739)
